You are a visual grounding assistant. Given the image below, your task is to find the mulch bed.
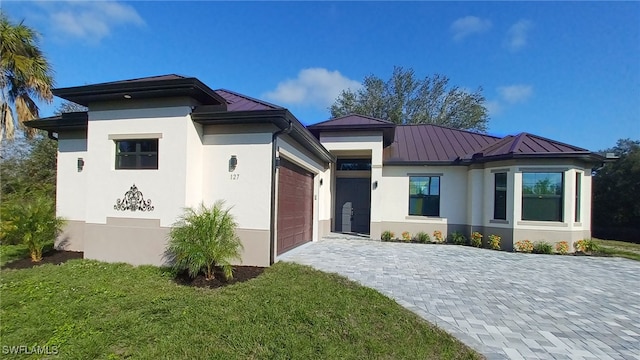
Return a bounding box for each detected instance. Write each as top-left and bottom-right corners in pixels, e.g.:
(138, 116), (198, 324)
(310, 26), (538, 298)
(174, 266), (266, 289)
(2, 250), (84, 270)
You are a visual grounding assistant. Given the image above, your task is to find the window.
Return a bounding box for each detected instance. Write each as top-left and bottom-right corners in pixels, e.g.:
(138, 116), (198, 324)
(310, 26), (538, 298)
(522, 172), (563, 221)
(336, 158), (371, 171)
(494, 173), (507, 220)
(409, 176), (440, 216)
(115, 139), (158, 169)
(575, 173), (581, 222)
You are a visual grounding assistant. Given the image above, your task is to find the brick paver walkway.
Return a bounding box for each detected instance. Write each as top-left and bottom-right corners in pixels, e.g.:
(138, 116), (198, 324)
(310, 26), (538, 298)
(279, 236), (640, 360)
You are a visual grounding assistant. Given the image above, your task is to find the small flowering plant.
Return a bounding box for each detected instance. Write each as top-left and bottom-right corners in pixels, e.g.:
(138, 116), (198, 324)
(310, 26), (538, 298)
(433, 230), (444, 243)
(401, 231), (412, 241)
(470, 232), (483, 247)
(488, 234), (501, 250)
(515, 239), (534, 253)
(555, 241), (569, 254)
(574, 239), (599, 253)
(381, 230), (394, 242)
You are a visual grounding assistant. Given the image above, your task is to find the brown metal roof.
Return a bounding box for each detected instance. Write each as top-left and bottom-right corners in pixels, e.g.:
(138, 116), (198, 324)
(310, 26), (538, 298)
(384, 124), (500, 163)
(310, 114), (394, 127)
(214, 89), (283, 111)
(90, 74), (188, 85)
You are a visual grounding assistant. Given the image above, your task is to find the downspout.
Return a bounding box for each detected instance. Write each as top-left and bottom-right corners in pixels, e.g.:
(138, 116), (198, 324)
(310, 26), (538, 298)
(269, 120), (292, 265)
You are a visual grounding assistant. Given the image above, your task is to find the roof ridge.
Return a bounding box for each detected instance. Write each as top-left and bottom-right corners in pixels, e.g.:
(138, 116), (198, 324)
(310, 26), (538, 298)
(522, 132), (589, 152)
(215, 88), (284, 110)
(95, 74), (189, 86)
(397, 123), (501, 139)
(508, 133), (527, 153)
(310, 113), (394, 126)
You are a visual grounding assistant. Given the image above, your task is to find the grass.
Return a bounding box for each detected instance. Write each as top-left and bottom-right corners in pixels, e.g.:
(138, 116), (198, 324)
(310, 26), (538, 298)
(592, 238), (640, 261)
(0, 244), (30, 266)
(0, 261), (480, 359)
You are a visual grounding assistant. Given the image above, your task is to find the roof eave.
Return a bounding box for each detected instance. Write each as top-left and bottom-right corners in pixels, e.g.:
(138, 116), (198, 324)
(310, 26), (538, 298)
(53, 78), (227, 107)
(24, 112), (88, 132)
(192, 109), (335, 165)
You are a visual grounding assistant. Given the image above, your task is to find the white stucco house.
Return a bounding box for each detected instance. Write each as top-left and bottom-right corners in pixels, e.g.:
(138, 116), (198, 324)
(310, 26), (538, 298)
(26, 75), (606, 267)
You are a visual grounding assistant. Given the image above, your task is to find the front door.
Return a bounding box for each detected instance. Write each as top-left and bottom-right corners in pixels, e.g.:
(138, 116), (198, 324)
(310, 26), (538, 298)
(335, 178), (371, 234)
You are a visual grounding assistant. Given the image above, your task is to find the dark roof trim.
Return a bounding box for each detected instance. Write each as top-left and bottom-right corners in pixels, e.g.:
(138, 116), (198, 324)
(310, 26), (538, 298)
(192, 108), (335, 165)
(53, 77), (227, 107)
(24, 112), (88, 132)
(384, 151), (605, 166)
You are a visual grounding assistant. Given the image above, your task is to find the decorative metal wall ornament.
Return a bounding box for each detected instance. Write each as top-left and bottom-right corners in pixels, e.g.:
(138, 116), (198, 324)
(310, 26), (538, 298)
(114, 184), (154, 212)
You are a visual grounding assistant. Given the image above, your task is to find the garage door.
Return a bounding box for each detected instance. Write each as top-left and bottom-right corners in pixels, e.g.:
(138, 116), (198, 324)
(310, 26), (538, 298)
(277, 158), (313, 255)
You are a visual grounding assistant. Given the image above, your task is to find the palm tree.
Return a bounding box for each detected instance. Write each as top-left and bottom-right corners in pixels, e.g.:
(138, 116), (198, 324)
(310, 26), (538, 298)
(0, 13), (54, 140)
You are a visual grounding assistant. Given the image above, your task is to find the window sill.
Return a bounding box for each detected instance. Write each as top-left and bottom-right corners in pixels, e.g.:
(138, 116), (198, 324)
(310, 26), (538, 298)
(517, 220), (568, 227)
(405, 216), (445, 222)
(573, 222), (582, 227)
(490, 219), (509, 224)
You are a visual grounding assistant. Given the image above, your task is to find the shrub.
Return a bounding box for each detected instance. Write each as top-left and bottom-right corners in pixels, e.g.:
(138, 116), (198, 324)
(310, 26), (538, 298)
(414, 231), (430, 243)
(432, 230), (444, 243)
(168, 201), (243, 280)
(450, 231), (467, 245)
(574, 239), (600, 253)
(533, 241), (553, 254)
(514, 240), (534, 253)
(401, 231), (411, 241)
(470, 232), (483, 247)
(0, 193), (65, 262)
(488, 234), (501, 250)
(381, 230), (394, 242)
(555, 241), (569, 254)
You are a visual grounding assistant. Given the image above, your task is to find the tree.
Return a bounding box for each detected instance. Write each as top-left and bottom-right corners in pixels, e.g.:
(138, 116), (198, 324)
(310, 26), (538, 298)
(592, 138), (640, 231)
(330, 67), (489, 132)
(1, 13), (54, 140)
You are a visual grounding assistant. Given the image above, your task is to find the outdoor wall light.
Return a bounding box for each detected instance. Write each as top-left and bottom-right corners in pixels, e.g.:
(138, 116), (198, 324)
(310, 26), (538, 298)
(123, 94), (132, 99)
(77, 157), (85, 172)
(319, 178), (323, 186)
(372, 180), (378, 190)
(229, 155), (238, 172)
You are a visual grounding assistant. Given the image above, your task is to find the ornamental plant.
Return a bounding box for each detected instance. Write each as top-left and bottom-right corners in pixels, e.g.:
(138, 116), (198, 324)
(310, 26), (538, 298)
(414, 231), (430, 243)
(470, 232), (483, 247)
(514, 240), (534, 253)
(533, 241), (553, 254)
(488, 234), (501, 250)
(450, 231), (466, 245)
(432, 230), (444, 243)
(168, 200), (243, 280)
(381, 230), (394, 242)
(0, 193), (65, 262)
(574, 239), (600, 253)
(555, 241), (569, 254)
(401, 231), (412, 241)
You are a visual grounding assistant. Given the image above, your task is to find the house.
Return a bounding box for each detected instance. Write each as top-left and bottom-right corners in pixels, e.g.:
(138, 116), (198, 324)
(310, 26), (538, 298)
(26, 75), (605, 267)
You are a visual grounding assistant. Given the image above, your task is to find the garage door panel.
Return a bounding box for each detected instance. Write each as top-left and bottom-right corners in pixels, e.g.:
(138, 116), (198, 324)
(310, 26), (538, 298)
(277, 159), (313, 255)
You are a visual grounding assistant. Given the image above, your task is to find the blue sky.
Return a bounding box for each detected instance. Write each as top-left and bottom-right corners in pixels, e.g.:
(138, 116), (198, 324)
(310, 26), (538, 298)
(4, 1), (639, 150)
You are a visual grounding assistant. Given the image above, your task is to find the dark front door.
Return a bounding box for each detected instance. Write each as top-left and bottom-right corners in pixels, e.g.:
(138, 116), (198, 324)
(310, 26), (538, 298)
(335, 178), (371, 234)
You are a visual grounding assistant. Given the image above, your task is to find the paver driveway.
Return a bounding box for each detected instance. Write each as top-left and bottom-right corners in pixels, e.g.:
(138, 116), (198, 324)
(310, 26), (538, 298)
(279, 236), (640, 360)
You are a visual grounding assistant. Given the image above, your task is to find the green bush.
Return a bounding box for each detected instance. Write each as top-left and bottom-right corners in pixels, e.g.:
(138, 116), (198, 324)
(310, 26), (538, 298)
(381, 230), (394, 242)
(574, 239), (600, 253)
(414, 231), (430, 243)
(168, 201), (243, 280)
(470, 232), (483, 247)
(449, 231), (467, 245)
(0, 192), (65, 262)
(533, 241), (553, 254)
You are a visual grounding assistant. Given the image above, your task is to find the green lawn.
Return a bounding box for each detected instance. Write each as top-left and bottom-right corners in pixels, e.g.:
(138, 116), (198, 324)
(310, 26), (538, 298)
(593, 238), (640, 261)
(0, 244), (30, 266)
(0, 260), (480, 360)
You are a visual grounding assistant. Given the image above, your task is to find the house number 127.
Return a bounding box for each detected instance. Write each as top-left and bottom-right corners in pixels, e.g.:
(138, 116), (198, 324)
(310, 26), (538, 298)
(230, 174), (240, 180)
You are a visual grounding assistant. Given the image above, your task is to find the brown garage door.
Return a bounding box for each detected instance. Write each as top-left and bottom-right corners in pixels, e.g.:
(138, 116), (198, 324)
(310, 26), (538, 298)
(277, 158), (313, 255)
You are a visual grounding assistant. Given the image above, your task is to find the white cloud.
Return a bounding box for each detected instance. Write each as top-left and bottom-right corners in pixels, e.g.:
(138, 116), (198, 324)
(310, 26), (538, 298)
(505, 19), (533, 51)
(498, 84), (533, 104)
(40, 1), (145, 43)
(263, 68), (362, 108)
(484, 100), (503, 116)
(450, 16), (492, 41)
